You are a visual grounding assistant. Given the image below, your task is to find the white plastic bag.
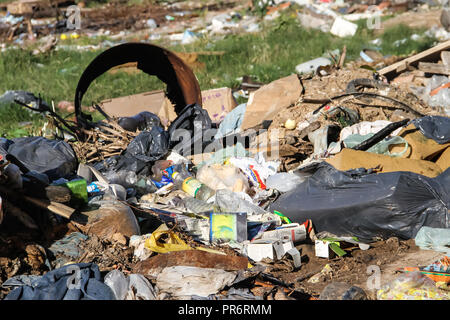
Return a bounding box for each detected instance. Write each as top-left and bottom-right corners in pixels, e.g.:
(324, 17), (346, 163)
(228, 152), (279, 190)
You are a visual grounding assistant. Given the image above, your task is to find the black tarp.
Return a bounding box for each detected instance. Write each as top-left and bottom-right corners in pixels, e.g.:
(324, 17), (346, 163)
(269, 163), (450, 242)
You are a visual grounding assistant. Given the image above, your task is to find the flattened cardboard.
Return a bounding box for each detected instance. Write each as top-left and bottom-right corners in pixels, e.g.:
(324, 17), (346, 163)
(100, 87), (237, 127)
(241, 74), (301, 130)
(201, 87), (237, 123)
(99, 90), (177, 127)
(326, 148), (443, 177)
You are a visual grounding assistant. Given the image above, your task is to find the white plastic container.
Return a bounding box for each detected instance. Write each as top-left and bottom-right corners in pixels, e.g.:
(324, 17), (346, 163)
(295, 57), (332, 75)
(330, 17), (358, 38)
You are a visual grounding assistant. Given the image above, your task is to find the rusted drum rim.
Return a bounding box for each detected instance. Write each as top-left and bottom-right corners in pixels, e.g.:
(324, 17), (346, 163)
(74, 42), (202, 125)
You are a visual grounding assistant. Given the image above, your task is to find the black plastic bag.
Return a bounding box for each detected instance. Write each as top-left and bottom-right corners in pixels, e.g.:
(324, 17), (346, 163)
(5, 137), (77, 181)
(269, 163), (450, 242)
(94, 104), (212, 174)
(168, 103), (214, 156)
(0, 90), (50, 111)
(118, 111), (162, 132)
(0, 137), (13, 157)
(412, 116), (450, 144)
(114, 125), (169, 173)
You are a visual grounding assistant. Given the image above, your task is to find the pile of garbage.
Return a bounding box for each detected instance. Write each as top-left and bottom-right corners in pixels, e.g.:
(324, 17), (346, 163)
(0, 37), (449, 301)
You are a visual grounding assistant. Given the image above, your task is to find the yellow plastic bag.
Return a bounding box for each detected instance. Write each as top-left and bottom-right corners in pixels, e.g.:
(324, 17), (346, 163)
(145, 224), (192, 253)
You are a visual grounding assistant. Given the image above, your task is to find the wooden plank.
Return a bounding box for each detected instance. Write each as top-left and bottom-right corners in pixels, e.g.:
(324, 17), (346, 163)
(379, 40), (450, 78)
(396, 61), (408, 73)
(7, 0), (41, 15)
(23, 196), (75, 219)
(6, 0), (67, 15)
(441, 51), (450, 66)
(418, 62), (450, 76)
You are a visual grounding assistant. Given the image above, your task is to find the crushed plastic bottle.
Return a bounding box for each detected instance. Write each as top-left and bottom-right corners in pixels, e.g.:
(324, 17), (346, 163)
(104, 170), (137, 189)
(182, 197), (215, 214)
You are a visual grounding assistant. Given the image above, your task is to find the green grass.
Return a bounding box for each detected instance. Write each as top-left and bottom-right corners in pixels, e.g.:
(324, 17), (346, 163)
(0, 10), (438, 138)
(0, 103), (47, 138)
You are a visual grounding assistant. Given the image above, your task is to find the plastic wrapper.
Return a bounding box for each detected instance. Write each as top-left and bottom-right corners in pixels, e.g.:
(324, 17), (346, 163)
(85, 202), (140, 239)
(182, 197), (214, 214)
(167, 103), (213, 155)
(266, 172), (309, 193)
(196, 164), (250, 193)
(412, 116), (450, 144)
(402, 256), (450, 284)
(343, 134), (409, 157)
(199, 143), (248, 168)
(377, 271), (450, 300)
(308, 126), (330, 156)
(417, 76), (450, 114)
(156, 266), (238, 298)
(339, 120), (402, 140)
(129, 234), (153, 261)
(214, 103), (247, 139)
(269, 163), (450, 241)
(228, 152), (279, 190)
(127, 274), (157, 300)
(104, 270), (157, 300)
(144, 224), (191, 253)
(104, 269), (129, 300)
(0, 90), (50, 111)
(415, 226), (450, 254)
(214, 189), (267, 216)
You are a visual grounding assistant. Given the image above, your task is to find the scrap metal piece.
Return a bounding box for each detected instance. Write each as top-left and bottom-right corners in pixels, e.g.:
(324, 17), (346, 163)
(74, 42), (202, 127)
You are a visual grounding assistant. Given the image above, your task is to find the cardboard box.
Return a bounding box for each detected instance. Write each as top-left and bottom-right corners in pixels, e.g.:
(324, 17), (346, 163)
(246, 240), (276, 262)
(261, 223), (306, 244)
(99, 87), (237, 127)
(201, 87), (237, 124)
(246, 238), (294, 262)
(315, 239), (347, 259)
(241, 74), (301, 130)
(315, 240), (334, 259)
(99, 90), (177, 127)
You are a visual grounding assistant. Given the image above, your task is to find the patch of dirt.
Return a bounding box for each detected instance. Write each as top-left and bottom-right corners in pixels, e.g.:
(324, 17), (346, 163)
(263, 237), (437, 299)
(379, 9), (443, 33)
(0, 211), (82, 299)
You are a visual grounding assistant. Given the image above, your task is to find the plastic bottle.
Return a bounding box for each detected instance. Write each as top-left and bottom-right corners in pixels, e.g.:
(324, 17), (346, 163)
(104, 170), (138, 188)
(295, 57), (332, 75)
(134, 176), (158, 195)
(182, 197), (214, 214)
(170, 165), (215, 201)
